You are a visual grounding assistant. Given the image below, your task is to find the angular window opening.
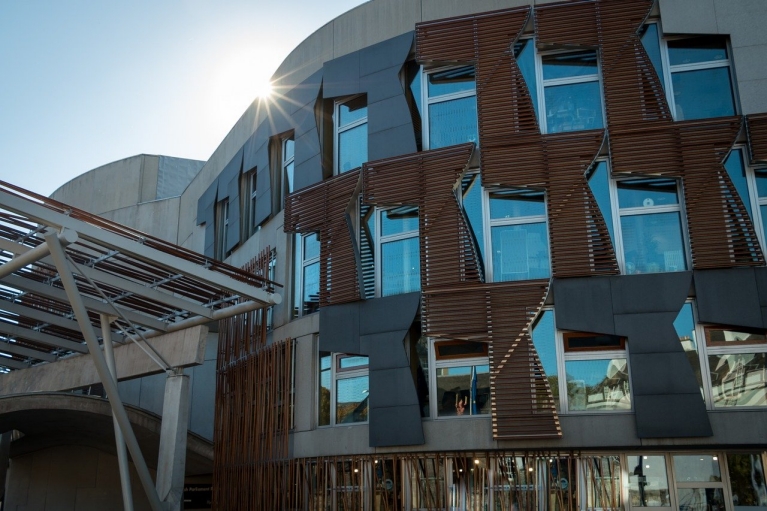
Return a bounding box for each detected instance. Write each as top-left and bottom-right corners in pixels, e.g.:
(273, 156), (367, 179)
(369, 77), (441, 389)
(431, 339), (490, 417)
(318, 350), (369, 427)
(514, 38), (539, 123)
(281, 136), (295, 208)
(611, 175), (689, 275)
(241, 167), (258, 238)
(293, 232), (320, 319)
(704, 325), (767, 408)
(215, 199), (230, 260)
(727, 146), (767, 255)
(375, 206), (420, 297)
(484, 188), (551, 282)
(335, 95), (367, 174)
(423, 65), (478, 149)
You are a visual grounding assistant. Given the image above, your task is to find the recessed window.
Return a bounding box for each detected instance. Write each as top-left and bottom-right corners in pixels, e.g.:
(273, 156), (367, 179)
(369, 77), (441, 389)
(242, 168), (257, 237)
(726, 146), (767, 255)
(215, 199), (230, 260)
(422, 66), (478, 149)
(376, 207), (420, 297)
(281, 137), (295, 208)
(665, 36), (737, 121)
(539, 50), (604, 134)
(293, 233), (320, 318)
(319, 351), (369, 426)
(612, 177), (688, 275)
(704, 326), (767, 408)
(335, 95), (367, 174)
(432, 340), (490, 417)
(485, 189), (551, 282)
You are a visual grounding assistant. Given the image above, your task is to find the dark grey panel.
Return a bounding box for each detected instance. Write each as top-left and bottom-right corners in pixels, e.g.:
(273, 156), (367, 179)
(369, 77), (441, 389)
(361, 65), (406, 104)
(368, 123), (418, 162)
(217, 148), (243, 199)
(633, 395), (712, 438)
(553, 277), (615, 334)
(293, 104), (317, 136)
(295, 128), (321, 167)
(359, 292), (420, 335)
(629, 352), (703, 396)
(203, 202), (215, 258)
(243, 133), (268, 172)
(368, 404), (425, 447)
(323, 52), (361, 99)
(755, 267), (767, 307)
(610, 272), (692, 314)
(319, 301), (361, 355)
(225, 169), (241, 252)
(694, 269), (763, 329)
(361, 331), (409, 370)
(368, 95), (413, 134)
(286, 69), (323, 115)
(294, 153), (324, 193)
(613, 312), (681, 354)
(359, 32), (413, 77)
(196, 182), (217, 226)
(369, 368), (420, 408)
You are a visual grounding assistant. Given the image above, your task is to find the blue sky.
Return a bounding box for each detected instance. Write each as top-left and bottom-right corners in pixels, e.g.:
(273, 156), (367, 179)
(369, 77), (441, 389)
(0, 0), (365, 196)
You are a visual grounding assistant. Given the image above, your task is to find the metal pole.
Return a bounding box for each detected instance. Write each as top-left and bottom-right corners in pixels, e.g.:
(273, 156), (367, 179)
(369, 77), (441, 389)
(101, 314), (135, 511)
(45, 232), (166, 511)
(0, 229), (77, 279)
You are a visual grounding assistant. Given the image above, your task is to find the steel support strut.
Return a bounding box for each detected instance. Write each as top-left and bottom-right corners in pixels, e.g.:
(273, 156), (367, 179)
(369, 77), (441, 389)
(45, 232), (166, 511)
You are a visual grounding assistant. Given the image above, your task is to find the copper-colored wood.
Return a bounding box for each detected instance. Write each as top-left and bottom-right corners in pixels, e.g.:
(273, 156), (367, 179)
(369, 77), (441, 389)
(747, 113), (767, 163)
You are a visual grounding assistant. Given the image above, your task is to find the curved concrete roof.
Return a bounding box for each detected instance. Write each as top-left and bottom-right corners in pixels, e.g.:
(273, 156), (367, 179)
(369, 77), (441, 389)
(0, 393), (213, 475)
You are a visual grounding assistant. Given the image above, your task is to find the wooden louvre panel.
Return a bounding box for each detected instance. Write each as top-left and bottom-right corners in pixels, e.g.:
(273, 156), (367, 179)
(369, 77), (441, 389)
(284, 170), (362, 306)
(747, 113), (767, 163)
(535, 0), (599, 48)
(363, 143), (483, 290)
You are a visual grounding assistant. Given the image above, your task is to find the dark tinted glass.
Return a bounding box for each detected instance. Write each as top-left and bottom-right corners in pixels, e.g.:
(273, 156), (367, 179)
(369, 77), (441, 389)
(672, 67), (735, 120)
(427, 66), (476, 96)
(489, 190), (545, 219)
(617, 179), (678, 208)
(338, 96), (367, 126)
(668, 36), (728, 66)
(542, 51), (598, 80)
(640, 24), (665, 89)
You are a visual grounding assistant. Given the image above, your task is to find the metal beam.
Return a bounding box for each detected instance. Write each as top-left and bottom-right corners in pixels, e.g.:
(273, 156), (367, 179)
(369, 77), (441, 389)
(45, 233), (166, 511)
(0, 229), (77, 279)
(0, 238), (213, 319)
(0, 340), (57, 362)
(0, 321), (87, 354)
(0, 357), (28, 370)
(0, 188), (281, 305)
(1, 274), (168, 332)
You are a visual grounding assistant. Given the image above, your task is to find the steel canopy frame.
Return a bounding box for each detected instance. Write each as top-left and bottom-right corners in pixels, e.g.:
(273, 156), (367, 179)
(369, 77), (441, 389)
(0, 180), (283, 509)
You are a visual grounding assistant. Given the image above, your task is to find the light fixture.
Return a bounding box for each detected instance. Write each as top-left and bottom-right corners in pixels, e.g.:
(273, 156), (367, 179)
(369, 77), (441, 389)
(643, 456), (648, 460)
(459, 468), (463, 473)
(374, 460), (378, 464)
(528, 467), (534, 472)
(713, 456), (718, 461)
(646, 465), (650, 469)
(474, 459), (480, 465)
(354, 468), (359, 473)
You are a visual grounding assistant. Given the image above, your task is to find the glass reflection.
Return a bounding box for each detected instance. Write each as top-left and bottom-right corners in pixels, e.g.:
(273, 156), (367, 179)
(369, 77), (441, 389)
(677, 488), (726, 511)
(339, 96), (367, 126)
(673, 455), (722, 482)
(672, 67), (735, 120)
(489, 191), (546, 219)
(726, 453), (767, 508)
(381, 207), (418, 237)
(709, 353), (767, 407)
(565, 359), (630, 411)
(319, 353), (331, 426)
(543, 51), (598, 80)
(436, 364), (490, 416)
(381, 237), (420, 296)
(336, 375), (369, 423)
(674, 303), (704, 394)
(532, 311), (559, 408)
(588, 161), (615, 244)
(462, 173), (485, 261)
(618, 179), (679, 209)
(428, 66), (476, 96)
(620, 212), (686, 274)
(283, 138), (295, 161)
(429, 95), (478, 149)
(724, 149), (753, 217)
(640, 24), (665, 89)
(304, 232), (320, 259)
(514, 39), (539, 122)
(629, 455), (671, 507)
(755, 171), (767, 198)
(302, 261), (320, 315)
(544, 81), (604, 133)
(338, 123), (367, 173)
(668, 37), (728, 66)
(491, 223), (550, 281)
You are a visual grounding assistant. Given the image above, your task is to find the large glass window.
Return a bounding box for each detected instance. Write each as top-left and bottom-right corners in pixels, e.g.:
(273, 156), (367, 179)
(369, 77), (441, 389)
(538, 50), (604, 134)
(665, 36), (737, 121)
(485, 189), (550, 282)
(241, 168), (258, 237)
(673, 454), (727, 511)
(281, 137), (295, 208)
(376, 207), (420, 297)
(293, 232), (320, 318)
(704, 326), (767, 408)
(432, 340), (491, 417)
(628, 455), (671, 507)
(613, 177), (688, 275)
(215, 199), (230, 260)
(726, 453), (767, 510)
(423, 66), (478, 149)
(335, 95), (367, 174)
(318, 351), (369, 427)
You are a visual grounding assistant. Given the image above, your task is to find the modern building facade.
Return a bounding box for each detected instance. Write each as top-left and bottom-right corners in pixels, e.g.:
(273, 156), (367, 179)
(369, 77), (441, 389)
(6, 0), (767, 510)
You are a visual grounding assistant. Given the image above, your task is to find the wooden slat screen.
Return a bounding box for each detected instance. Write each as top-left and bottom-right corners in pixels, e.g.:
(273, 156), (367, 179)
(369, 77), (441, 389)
(284, 169), (362, 306)
(747, 113), (767, 163)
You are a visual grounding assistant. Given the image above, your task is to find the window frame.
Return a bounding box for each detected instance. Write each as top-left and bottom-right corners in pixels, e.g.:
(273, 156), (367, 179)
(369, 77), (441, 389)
(374, 206), (420, 298)
(241, 167), (258, 238)
(421, 64), (478, 150)
(334, 95), (368, 175)
(318, 349), (370, 428)
(534, 47), (606, 134)
(481, 187), (552, 283)
(607, 166), (692, 275)
(659, 33), (740, 121)
(293, 232), (320, 319)
(428, 338), (491, 419)
(214, 199), (230, 260)
(736, 144), (767, 253)
(281, 135), (295, 209)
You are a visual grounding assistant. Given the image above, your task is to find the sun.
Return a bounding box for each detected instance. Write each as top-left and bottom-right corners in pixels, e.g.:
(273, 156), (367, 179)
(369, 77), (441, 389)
(254, 79), (273, 99)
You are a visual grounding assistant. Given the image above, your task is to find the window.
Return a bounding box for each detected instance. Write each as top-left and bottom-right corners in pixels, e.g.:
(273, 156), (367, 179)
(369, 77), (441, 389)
(611, 176), (688, 275)
(727, 146), (767, 254)
(704, 326), (767, 408)
(293, 232), (320, 318)
(281, 137), (295, 208)
(431, 340), (490, 417)
(375, 207), (420, 297)
(664, 36), (737, 121)
(215, 199), (230, 260)
(335, 96), (367, 174)
(641, 23), (738, 121)
(484, 189), (551, 282)
(241, 168), (258, 237)
(318, 352), (369, 426)
(536, 50), (604, 134)
(422, 66), (478, 149)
